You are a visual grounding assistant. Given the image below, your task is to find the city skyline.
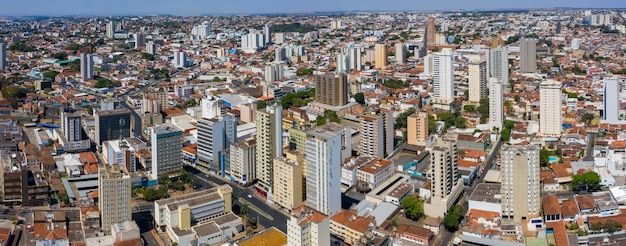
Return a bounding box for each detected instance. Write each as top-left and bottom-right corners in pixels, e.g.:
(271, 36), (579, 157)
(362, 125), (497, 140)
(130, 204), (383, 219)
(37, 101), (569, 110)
(1, 0), (626, 16)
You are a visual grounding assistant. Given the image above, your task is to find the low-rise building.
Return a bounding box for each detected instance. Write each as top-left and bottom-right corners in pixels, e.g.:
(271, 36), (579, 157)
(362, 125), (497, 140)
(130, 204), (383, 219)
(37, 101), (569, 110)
(287, 206), (330, 246)
(329, 209), (375, 245)
(356, 158), (395, 190)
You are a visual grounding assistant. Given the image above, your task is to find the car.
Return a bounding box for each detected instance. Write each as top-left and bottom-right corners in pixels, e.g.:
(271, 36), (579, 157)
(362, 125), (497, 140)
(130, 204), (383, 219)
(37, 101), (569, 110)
(248, 195), (252, 199)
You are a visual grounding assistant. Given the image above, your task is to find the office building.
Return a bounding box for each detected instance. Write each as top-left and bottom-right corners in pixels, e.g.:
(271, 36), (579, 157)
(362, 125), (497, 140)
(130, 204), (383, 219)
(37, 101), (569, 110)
(360, 111), (393, 158)
(173, 50), (187, 68)
(273, 157), (304, 211)
(106, 21), (114, 39)
(501, 145), (540, 222)
(426, 16), (435, 46)
(94, 109), (131, 145)
(275, 47), (286, 61)
(306, 126), (343, 216)
(407, 111), (428, 146)
(433, 48), (454, 99)
(230, 137), (256, 185)
(0, 41), (5, 69)
(490, 47), (509, 86)
(265, 64), (284, 83)
(264, 24), (272, 44)
(488, 78), (504, 130)
(374, 43), (387, 69)
(191, 21), (211, 38)
(423, 137), (464, 219)
(145, 41), (156, 55)
(539, 80), (562, 136)
(80, 53), (94, 80)
(520, 39), (537, 73)
(98, 164), (131, 231)
(134, 33), (145, 49)
(197, 114), (237, 171)
(287, 206), (330, 246)
(395, 42), (406, 65)
(314, 73), (348, 107)
(468, 54), (487, 102)
(150, 124), (182, 179)
(102, 139), (137, 172)
(603, 77), (620, 124)
(255, 104), (283, 194)
(62, 111), (82, 142)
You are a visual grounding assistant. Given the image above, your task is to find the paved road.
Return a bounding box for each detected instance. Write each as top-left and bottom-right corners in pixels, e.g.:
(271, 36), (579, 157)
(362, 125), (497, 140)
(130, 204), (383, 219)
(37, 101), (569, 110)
(582, 132), (596, 162)
(184, 165), (288, 233)
(438, 137), (504, 246)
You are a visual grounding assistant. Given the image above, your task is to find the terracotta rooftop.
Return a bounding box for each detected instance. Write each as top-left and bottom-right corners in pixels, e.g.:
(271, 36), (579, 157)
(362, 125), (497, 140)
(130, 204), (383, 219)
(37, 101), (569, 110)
(561, 197), (580, 218)
(358, 158), (393, 175)
(542, 195), (561, 216)
(575, 195), (597, 210)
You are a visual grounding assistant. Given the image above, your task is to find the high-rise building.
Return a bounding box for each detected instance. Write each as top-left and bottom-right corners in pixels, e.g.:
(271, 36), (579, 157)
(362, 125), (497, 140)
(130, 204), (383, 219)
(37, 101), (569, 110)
(230, 137), (257, 185)
(520, 39), (537, 73)
(348, 44), (362, 71)
(102, 139), (137, 172)
(306, 126), (342, 216)
(62, 111), (82, 142)
(426, 16), (436, 46)
(603, 77), (620, 124)
(106, 21), (114, 39)
(423, 137), (464, 219)
(468, 54), (487, 102)
(80, 53), (94, 81)
(150, 124), (182, 179)
(265, 64), (284, 83)
(273, 156), (304, 211)
(395, 42), (406, 65)
(94, 109), (131, 145)
(374, 43), (387, 69)
(255, 104), (283, 194)
(287, 206), (330, 246)
(407, 111), (428, 146)
(433, 48), (454, 99)
(501, 145), (540, 222)
(191, 21), (211, 38)
(173, 50), (187, 68)
(275, 47), (286, 62)
(491, 37), (504, 48)
(0, 41), (6, 70)
(134, 33), (145, 49)
(197, 114), (237, 171)
(539, 80), (562, 136)
(264, 24), (272, 45)
(314, 73), (348, 107)
(571, 38), (581, 50)
(488, 78), (504, 130)
(423, 54), (433, 75)
(98, 164), (131, 231)
(490, 47), (509, 86)
(145, 41), (156, 55)
(360, 111), (393, 158)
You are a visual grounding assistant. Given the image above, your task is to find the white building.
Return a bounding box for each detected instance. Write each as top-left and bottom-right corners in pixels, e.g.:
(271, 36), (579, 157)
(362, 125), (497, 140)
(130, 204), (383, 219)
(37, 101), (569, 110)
(489, 47), (509, 86)
(191, 21), (211, 38)
(539, 80), (563, 137)
(501, 145), (540, 222)
(265, 64), (284, 83)
(229, 138), (256, 185)
(173, 50), (187, 68)
(197, 115), (236, 171)
(0, 41), (6, 69)
(603, 77), (620, 124)
(356, 158), (395, 190)
(134, 33), (145, 49)
(488, 78), (504, 130)
(102, 139), (137, 172)
(433, 48), (454, 99)
(571, 38), (581, 50)
(145, 41), (156, 55)
(395, 42), (406, 65)
(468, 54), (487, 102)
(306, 126), (343, 216)
(287, 206), (330, 246)
(150, 124), (182, 180)
(80, 53), (94, 80)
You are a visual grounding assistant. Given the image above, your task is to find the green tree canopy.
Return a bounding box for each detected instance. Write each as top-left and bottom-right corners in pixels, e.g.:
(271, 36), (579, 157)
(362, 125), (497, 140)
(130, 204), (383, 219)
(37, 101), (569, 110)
(401, 196), (424, 221)
(443, 205), (464, 231)
(393, 107), (416, 129)
(571, 171), (601, 191)
(354, 92), (365, 105)
(455, 116), (467, 128)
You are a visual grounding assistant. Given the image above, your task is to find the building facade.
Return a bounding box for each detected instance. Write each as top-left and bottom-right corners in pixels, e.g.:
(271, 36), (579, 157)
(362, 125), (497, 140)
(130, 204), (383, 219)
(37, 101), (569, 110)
(255, 104), (283, 194)
(94, 109), (132, 145)
(488, 78), (504, 130)
(150, 124), (182, 179)
(374, 43), (387, 69)
(229, 138), (256, 185)
(603, 77), (620, 124)
(287, 206), (330, 246)
(99, 164), (131, 231)
(314, 73), (348, 107)
(407, 112), (428, 146)
(273, 157), (304, 211)
(539, 80), (563, 136)
(501, 145), (540, 222)
(520, 39), (537, 73)
(423, 137), (464, 218)
(433, 48), (454, 99)
(306, 126), (342, 216)
(197, 115), (237, 171)
(468, 54), (487, 103)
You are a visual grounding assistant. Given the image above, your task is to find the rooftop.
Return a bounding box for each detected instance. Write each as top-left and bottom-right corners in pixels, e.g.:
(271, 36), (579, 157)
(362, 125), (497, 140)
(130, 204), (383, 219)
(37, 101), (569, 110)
(469, 183), (501, 204)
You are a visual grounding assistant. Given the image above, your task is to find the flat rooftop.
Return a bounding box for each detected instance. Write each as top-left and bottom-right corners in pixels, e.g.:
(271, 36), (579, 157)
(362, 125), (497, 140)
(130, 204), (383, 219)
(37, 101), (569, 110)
(469, 183), (501, 204)
(238, 227), (286, 246)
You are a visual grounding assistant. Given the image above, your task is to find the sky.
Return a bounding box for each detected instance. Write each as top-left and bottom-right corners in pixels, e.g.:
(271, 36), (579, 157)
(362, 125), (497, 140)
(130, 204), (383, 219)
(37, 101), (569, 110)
(2, 0), (626, 16)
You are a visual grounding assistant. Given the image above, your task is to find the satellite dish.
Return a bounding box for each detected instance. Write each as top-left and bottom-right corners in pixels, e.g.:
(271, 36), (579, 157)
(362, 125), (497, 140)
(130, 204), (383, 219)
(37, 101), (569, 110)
(11, 153), (16, 159)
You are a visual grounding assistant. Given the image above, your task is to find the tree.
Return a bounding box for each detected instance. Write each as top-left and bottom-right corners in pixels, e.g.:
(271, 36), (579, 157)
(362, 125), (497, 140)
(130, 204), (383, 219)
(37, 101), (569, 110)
(44, 71), (59, 79)
(438, 112), (455, 129)
(401, 196), (424, 220)
(257, 100), (267, 109)
(52, 52), (68, 60)
(571, 171), (601, 191)
(2, 85), (28, 109)
(141, 53), (155, 61)
(540, 148), (552, 167)
(477, 99), (489, 123)
(504, 120), (515, 129)
(394, 107), (416, 129)
(316, 115), (327, 126)
(603, 220), (622, 233)
(443, 205), (463, 231)
(158, 173), (171, 185)
(454, 116), (467, 128)
(354, 92), (365, 105)
(501, 128), (511, 142)
(463, 105), (476, 113)
(171, 181), (185, 191)
(428, 115), (437, 134)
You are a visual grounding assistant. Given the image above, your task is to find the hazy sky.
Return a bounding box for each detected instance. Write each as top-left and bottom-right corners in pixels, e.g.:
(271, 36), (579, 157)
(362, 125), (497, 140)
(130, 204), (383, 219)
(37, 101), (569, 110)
(2, 0), (625, 16)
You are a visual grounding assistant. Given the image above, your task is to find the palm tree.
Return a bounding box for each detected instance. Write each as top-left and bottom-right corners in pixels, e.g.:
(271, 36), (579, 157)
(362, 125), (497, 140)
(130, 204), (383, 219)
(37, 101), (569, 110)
(240, 201), (250, 228)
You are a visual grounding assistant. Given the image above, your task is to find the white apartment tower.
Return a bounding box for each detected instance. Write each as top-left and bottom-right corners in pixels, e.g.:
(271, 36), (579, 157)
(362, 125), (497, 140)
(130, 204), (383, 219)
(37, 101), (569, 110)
(229, 138), (257, 185)
(501, 145), (540, 222)
(306, 126), (343, 216)
(134, 33), (145, 49)
(197, 115), (237, 170)
(106, 21), (114, 39)
(98, 164), (131, 231)
(0, 41), (6, 70)
(395, 42), (406, 65)
(173, 50), (187, 68)
(433, 48), (454, 99)
(603, 77), (620, 124)
(490, 47), (509, 86)
(468, 54), (487, 102)
(80, 53), (94, 81)
(423, 137), (464, 219)
(150, 124), (182, 180)
(255, 104), (283, 194)
(488, 78), (504, 130)
(539, 80), (563, 136)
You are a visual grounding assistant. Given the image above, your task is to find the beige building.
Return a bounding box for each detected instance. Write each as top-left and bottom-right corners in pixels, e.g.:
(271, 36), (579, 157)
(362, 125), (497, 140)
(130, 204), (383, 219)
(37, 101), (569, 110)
(230, 137), (256, 185)
(468, 54), (487, 103)
(256, 104), (283, 194)
(287, 206), (330, 246)
(520, 38), (537, 73)
(356, 158), (395, 189)
(501, 145), (540, 222)
(407, 112), (429, 146)
(329, 209), (375, 245)
(273, 156), (304, 211)
(374, 43), (387, 69)
(360, 111), (393, 158)
(99, 164), (131, 231)
(539, 80), (563, 137)
(314, 73), (348, 107)
(239, 102), (257, 123)
(423, 137), (464, 219)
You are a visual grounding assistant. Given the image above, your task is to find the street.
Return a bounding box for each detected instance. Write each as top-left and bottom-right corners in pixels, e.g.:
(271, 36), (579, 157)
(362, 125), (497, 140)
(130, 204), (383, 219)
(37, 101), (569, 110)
(184, 165), (288, 232)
